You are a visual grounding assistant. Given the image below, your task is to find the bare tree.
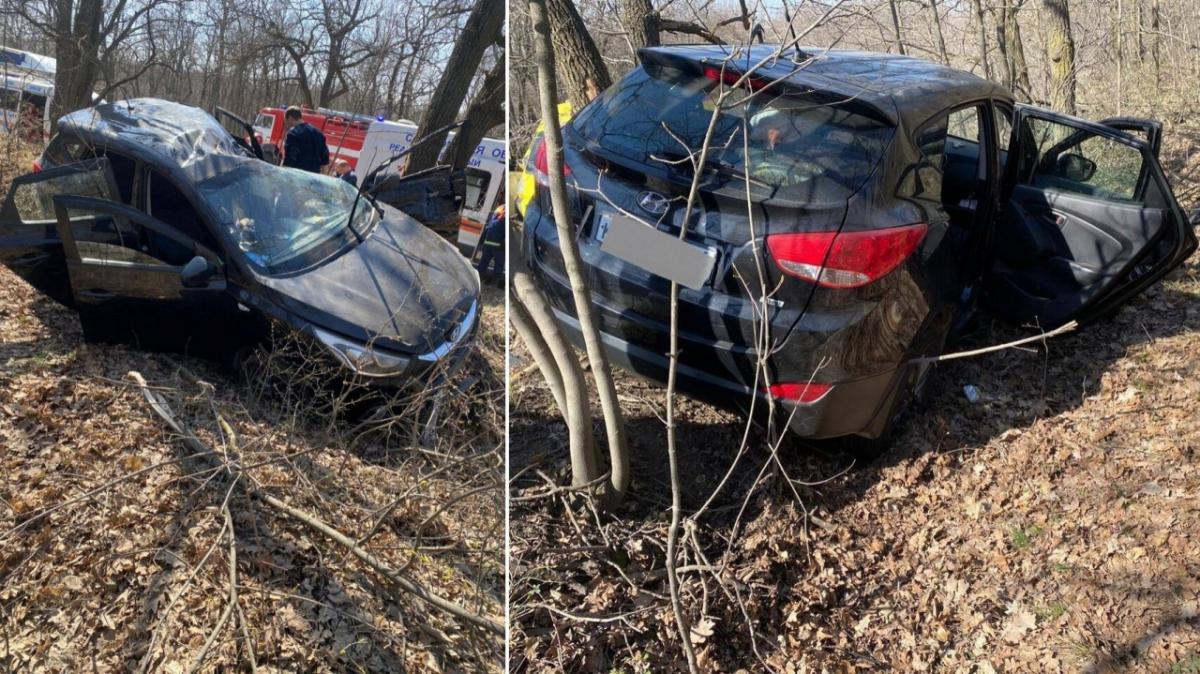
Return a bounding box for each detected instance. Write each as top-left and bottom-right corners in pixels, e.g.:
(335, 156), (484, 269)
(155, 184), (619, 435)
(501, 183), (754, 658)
(406, 0), (503, 174)
(1042, 0), (1077, 114)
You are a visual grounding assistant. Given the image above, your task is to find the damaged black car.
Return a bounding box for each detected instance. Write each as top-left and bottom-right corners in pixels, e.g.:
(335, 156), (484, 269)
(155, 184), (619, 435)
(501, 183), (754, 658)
(523, 46), (1197, 452)
(0, 98), (480, 381)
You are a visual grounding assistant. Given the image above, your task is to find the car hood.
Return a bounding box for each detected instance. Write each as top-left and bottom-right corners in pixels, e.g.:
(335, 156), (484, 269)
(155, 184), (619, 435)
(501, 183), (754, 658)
(258, 205), (480, 354)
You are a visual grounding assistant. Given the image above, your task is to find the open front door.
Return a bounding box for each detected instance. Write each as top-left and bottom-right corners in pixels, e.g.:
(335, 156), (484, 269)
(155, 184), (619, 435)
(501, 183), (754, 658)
(52, 195), (247, 355)
(985, 105), (1196, 328)
(371, 165), (466, 236)
(0, 158), (119, 306)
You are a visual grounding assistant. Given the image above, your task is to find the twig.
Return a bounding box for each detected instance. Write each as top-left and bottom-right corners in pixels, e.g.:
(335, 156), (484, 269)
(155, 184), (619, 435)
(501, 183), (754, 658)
(909, 320), (1078, 364)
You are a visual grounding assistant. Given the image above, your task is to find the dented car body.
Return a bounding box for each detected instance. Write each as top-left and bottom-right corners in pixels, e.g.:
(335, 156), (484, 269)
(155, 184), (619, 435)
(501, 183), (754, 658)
(523, 46), (1196, 448)
(0, 98), (479, 380)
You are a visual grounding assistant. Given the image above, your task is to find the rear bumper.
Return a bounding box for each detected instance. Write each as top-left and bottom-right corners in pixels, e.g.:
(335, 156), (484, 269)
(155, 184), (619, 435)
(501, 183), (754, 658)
(545, 293), (906, 440)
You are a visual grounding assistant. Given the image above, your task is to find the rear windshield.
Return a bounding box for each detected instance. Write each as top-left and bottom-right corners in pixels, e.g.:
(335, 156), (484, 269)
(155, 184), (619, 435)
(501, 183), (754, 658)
(570, 63), (894, 201)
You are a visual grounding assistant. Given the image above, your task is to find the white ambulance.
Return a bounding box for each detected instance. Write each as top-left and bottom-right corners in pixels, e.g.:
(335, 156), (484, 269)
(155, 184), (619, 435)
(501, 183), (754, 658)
(0, 47), (57, 138)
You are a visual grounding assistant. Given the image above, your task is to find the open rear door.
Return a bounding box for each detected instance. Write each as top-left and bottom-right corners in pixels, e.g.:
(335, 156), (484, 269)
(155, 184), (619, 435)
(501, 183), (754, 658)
(0, 158), (119, 306)
(984, 104), (1196, 328)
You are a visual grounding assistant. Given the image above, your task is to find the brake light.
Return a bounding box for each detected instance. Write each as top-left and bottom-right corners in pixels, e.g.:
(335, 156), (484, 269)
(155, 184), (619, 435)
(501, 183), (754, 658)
(766, 223), (928, 289)
(31, 159), (41, 172)
(764, 382), (831, 404)
(703, 66), (771, 91)
(533, 138), (571, 186)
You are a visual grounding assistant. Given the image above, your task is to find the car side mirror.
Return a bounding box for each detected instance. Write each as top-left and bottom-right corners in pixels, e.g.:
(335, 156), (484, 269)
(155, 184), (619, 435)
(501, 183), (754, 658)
(1056, 152), (1097, 182)
(181, 255), (215, 288)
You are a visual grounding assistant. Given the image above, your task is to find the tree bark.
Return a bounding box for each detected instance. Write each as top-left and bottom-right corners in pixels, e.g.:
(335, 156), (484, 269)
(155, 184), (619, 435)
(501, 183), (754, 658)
(451, 54), (507, 169)
(543, 0), (612, 108)
(971, 0), (992, 80)
(406, 0), (504, 174)
(888, 0), (906, 55)
(528, 0), (630, 505)
(619, 0), (661, 52)
(1041, 0), (1077, 114)
(994, 0), (1033, 101)
(929, 0), (949, 65)
(51, 0), (103, 120)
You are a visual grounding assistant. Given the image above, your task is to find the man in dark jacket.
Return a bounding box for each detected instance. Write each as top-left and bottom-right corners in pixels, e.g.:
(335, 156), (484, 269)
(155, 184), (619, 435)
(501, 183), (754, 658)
(282, 106), (329, 173)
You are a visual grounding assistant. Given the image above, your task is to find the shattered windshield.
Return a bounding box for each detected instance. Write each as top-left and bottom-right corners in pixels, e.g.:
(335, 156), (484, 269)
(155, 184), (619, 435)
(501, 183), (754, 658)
(195, 162), (375, 275)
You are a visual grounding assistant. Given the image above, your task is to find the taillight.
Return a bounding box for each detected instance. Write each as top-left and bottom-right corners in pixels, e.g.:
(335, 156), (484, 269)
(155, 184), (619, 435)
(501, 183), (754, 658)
(764, 382), (831, 404)
(703, 66), (771, 91)
(766, 223), (928, 289)
(31, 159), (42, 172)
(532, 138), (571, 186)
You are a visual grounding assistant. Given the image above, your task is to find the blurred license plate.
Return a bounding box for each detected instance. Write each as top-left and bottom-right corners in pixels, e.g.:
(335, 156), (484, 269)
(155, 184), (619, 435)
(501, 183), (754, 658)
(599, 212), (716, 290)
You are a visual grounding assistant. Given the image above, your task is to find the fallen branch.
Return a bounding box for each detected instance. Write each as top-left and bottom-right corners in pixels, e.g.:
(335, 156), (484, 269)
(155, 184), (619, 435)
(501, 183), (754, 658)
(909, 320), (1079, 364)
(126, 371), (504, 638)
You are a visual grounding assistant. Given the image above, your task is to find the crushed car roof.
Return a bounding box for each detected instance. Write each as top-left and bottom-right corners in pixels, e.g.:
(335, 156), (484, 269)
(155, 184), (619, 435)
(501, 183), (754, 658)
(57, 98), (252, 182)
(639, 45), (1011, 127)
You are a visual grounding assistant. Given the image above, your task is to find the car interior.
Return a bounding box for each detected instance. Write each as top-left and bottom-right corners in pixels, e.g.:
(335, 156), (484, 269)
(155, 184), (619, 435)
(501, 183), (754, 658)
(987, 113), (1171, 327)
(917, 104), (990, 268)
(61, 146), (216, 270)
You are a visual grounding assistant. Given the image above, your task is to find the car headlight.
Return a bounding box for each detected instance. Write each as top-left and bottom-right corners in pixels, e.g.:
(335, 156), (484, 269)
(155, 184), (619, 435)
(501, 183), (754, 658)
(311, 326), (411, 377)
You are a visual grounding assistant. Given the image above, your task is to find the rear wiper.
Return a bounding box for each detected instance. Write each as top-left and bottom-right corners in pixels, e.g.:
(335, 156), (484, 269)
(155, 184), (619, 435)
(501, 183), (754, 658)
(344, 119), (465, 243)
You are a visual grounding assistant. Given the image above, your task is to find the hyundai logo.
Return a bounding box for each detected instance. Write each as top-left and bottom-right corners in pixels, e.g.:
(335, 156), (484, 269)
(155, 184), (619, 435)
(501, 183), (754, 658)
(636, 191), (671, 215)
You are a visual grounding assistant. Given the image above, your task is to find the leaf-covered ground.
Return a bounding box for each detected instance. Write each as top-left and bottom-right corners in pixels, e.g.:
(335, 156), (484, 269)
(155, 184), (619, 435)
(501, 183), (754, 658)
(0, 138), (506, 673)
(509, 123), (1200, 672)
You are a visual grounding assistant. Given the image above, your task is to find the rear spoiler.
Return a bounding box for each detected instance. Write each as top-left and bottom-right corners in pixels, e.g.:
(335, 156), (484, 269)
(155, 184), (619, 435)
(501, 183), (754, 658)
(636, 47), (897, 126)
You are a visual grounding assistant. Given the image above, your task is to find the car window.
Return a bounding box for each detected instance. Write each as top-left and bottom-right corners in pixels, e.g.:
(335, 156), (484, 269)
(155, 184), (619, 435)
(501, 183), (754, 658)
(146, 170), (220, 256)
(10, 167), (114, 224)
(194, 160), (372, 274)
(43, 134), (88, 165)
(994, 105), (1013, 149)
(1020, 117), (1146, 203)
(75, 147), (137, 204)
(59, 204), (190, 267)
(570, 63), (894, 201)
(465, 168), (491, 211)
(947, 107), (980, 143)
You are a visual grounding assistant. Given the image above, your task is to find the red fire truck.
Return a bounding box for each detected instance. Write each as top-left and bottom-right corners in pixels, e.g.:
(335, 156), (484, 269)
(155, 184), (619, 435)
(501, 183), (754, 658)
(251, 105), (374, 168)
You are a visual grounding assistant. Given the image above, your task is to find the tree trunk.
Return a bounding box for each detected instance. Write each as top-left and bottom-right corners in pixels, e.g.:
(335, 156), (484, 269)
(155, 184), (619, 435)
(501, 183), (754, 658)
(51, 0), (104, 120)
(929, 0), (949, 65)
(971, 0), (992, 79)
(511, 274), (599, 487)
(543, 0), (612, 108)
(994, 0), (1032, 101)
(406, 0), (504, 174)
(888, 0), (906, 55)
(451, 54), (506, 169)
(618, 0), (660, 52)
(1042, 0), (1077, 114)
(528, 0), (630, 505)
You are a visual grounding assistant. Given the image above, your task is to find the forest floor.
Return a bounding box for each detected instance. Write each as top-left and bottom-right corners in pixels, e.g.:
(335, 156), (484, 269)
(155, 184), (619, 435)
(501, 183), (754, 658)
(509, 120), (1200, 672)
(0, 139), (506, 673)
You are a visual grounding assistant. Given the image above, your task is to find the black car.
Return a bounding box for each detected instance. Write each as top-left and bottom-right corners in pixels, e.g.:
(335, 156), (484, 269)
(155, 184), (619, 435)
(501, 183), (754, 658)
(523, 46), (1196, 449)
(0, 98), (480, 381)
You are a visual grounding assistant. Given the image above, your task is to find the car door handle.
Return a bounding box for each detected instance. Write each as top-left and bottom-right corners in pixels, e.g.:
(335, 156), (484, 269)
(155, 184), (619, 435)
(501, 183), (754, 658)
(13, 252), (49, 266)
(77, 289), (116, 302)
